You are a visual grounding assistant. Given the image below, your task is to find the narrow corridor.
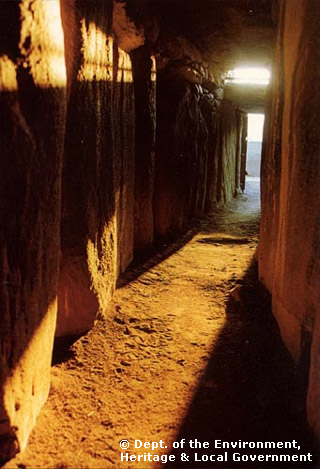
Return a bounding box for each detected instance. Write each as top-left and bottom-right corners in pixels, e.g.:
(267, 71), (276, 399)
(6, 181), (317, 468)
(2, 1), (320, 466)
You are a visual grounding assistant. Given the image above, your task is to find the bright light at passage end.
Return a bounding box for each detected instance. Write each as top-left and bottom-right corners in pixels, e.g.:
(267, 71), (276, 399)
(226, 68), (270, 85)
(248, 114), (265, 142)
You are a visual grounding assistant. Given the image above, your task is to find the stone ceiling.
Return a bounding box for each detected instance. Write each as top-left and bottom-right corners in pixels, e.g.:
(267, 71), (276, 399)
(130, 0), (275, 68)
(123, 0), (277, 110)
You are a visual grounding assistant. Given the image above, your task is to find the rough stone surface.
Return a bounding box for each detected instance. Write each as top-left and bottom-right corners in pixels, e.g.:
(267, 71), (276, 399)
(240, 114), (248, 191)
(147, 0), (274, 75)
(258, 0), (320, 438)
(0, 0), (66, 461)
(0, 0), (278, 462)
(113, 0), (145, 53)
(154, 69), (243, 240)
(57, 0), (117, 336)
(217, 100), (242, 203)
(113, 45), (135, 275)
(153, 73), (209, 238)
(131, 46), (156, 251)
(201, 92), (220, 212)
(258, 3), (284, 295)
(234, 109), (244, 196)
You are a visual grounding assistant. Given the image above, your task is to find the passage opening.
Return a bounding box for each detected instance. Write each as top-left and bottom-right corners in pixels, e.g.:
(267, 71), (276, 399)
(246, 113), (264, 180)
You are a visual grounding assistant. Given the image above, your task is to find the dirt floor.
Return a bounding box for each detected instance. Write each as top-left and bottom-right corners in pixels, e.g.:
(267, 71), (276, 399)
(5, 179), (319, 469)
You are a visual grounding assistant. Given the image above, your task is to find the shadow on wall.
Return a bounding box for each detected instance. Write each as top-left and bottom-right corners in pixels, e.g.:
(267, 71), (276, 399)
(0, 0), (134, 462)
(154, 71), (245, 240)
(0, 0), (157, 459)
(167, 260), (318, 469)
(57, 0), (121, 337)
(153, 72), (209, 239)
(0, 0), (69, 460)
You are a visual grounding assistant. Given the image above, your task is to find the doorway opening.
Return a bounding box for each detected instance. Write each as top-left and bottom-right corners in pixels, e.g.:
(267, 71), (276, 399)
(246, 113), (264, 179)
(238, 113), (265, 217)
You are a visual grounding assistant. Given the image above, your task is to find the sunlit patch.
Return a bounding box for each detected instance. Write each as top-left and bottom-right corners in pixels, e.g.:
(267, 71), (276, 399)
(0, 55), (18, 91)
(151, 56), (156, 82)
(86, 215), (117, 312)
(225, 68), (270, 85)
(3, 296), (58, 451)
(78, 20), (113, 82)
(20, 0), (66, 87)
(116, 48), (133, 83)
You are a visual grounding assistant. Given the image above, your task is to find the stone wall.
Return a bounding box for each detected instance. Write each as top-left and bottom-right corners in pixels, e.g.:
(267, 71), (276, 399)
(154, 72), (204, 238)
(57, 0), (116, 337)
(113, 45), (135, 276)
(154, 69), (243, 239)
(217, 101), (243, 203)
(0, 0), (246, 461)
(131, 46), (156, 251)
(0, 0), (66, 460)
(259, 0), (320, 437)
(0, 1), (155, 458)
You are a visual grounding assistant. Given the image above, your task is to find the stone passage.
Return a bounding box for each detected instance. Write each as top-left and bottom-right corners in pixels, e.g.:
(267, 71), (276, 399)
(7, 180), (317, 468)
(1, 0), (320, 464)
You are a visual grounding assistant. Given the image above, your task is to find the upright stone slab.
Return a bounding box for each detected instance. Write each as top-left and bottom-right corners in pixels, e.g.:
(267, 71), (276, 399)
(57, 0), (116, 336)
(201, 92), (220, 212)
(113, 44), (135, 275)
(131, 46), (156, 251)
(259, 0), (320, 438)
(0, 0), (66, 461)
(216, 100), (239, 203)
(154, 72), (209, 239)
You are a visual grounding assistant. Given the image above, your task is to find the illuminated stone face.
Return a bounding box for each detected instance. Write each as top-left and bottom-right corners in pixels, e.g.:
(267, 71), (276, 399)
(0, 56), (17, 91)
(77, 21), (113, 83)
(116, 47), (133, 83)
(20, 0), (66, 88)
(0, 0), (67, 461)
(56, 3), (136, 337)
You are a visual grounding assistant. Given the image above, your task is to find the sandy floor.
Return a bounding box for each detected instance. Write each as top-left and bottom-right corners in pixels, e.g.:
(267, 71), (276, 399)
(5, 180), (318, 469)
